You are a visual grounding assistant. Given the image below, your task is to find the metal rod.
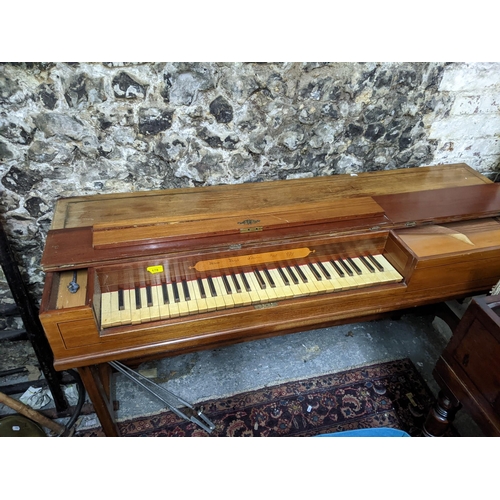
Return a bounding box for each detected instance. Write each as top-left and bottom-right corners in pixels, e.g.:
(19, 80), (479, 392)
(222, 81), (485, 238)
(109, 361), (215, 433)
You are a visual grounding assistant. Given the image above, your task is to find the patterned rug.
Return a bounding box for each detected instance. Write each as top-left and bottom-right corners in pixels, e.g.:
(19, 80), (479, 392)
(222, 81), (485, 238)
(77, 358), (448, 437)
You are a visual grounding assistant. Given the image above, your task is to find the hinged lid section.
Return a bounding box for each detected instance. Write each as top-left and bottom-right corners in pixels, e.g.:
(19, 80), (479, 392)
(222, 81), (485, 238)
(396, 218), (500, 260)
(50, 163), (488, 231)
(91, 197), (386, 249)
(374, 184), (500, 225)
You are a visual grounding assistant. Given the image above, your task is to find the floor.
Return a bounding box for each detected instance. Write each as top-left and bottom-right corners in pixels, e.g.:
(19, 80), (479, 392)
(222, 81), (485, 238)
(0, 301), (484, 437)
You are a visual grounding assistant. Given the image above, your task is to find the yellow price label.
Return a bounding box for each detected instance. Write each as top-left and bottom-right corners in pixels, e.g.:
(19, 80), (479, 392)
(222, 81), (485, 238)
(147, 265), (164, 274)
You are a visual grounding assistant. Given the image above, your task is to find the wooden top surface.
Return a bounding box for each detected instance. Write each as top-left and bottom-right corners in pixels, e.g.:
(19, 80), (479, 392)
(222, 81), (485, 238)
(51, 163), (490, 230)
(91, 196), (386, 249)
(373, 183), (500, 224)
(396, 218), (500, 258)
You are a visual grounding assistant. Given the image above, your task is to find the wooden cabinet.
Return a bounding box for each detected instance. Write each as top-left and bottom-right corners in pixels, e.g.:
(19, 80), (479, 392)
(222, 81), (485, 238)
(424, 295), (500, 436)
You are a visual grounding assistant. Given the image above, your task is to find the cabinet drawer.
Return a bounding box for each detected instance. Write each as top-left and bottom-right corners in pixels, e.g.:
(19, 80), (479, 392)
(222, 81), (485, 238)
(453, 317), (500, 407)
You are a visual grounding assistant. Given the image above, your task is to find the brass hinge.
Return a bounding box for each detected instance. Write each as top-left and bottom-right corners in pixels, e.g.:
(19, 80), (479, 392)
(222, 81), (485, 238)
(240, 226), (263, 233)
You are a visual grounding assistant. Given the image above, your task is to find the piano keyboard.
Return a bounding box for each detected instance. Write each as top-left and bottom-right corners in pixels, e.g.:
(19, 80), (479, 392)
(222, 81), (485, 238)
(100, 254), (403, 328)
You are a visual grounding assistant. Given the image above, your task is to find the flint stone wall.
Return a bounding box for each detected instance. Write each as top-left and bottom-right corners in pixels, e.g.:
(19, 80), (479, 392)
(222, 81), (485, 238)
(1, 62), (500, 330)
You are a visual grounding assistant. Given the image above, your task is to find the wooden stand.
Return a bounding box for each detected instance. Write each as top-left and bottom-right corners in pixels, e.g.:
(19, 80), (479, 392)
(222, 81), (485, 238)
(424, 295), (500, 437)
(78, 364), (119, 437)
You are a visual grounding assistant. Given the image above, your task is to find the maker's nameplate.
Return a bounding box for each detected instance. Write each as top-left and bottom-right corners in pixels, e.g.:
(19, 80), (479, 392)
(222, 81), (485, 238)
(192, 247), (313, 272)
(254, 302), (278, 310)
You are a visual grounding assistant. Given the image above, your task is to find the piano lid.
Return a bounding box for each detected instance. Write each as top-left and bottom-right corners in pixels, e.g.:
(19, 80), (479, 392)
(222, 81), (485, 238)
(91, 196), (386, 249)
(374, 183), (500, 225)
(49, 163), (488, 230)
(40, 164), (498, 271)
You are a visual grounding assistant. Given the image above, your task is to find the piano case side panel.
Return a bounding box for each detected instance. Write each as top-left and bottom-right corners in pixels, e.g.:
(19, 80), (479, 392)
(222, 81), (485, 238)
(406, 256), (500, 292)
(39, 268), (101, 359)
(384, 231), (418, 279)
(393, 218), (500, 293)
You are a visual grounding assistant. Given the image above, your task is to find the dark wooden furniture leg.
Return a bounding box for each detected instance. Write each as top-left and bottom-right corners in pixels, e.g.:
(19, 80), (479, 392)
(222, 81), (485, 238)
(422, 390), (460, 437)
(78, 364), (120, 437)
(424, 295), (500, 437)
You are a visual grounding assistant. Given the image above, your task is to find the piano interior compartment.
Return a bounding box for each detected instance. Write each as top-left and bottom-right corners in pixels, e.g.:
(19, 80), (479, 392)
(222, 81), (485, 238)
(39, 267), (101, 353)
(42, 269), (90, 310)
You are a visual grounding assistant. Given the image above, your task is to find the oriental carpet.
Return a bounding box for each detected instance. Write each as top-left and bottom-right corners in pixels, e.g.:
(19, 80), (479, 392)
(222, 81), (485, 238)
(77, 358), (448, 437)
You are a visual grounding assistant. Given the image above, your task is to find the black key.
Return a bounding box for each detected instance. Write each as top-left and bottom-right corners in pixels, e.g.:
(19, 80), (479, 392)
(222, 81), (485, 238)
(161, 283), (169, 304)
(240, 273), (251, 292)
(146, 285), (153, 307)
(118, 289), (124, 311)
(359, 255), (375, 273)
(368, 254), (384, 272)
(181, 280), (190, 301)
(347, 257), (362, 275)
(221, 274), (232, 294)
(330, 260), (345, 277)
(277, 267), (290, 285)
(338, 259), (353, 276)
(294, 265), (308, 283)
(308, 263), (322, 280)
(286, 266), (299, 284)
(316, 261), (331, 279)
(135, 287), (142, 309)
(172, 281), (180, 302)
(207, 276), (217, 297)
(253, 269), (266, 289)
(263, 268), (276, 288)
(231, 274), (242, 293)
(197, 278), (206, 299)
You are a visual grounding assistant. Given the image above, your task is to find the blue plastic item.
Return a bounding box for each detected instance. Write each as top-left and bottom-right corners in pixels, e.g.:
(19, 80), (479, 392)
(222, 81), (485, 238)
(316, 427), (410, 437)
